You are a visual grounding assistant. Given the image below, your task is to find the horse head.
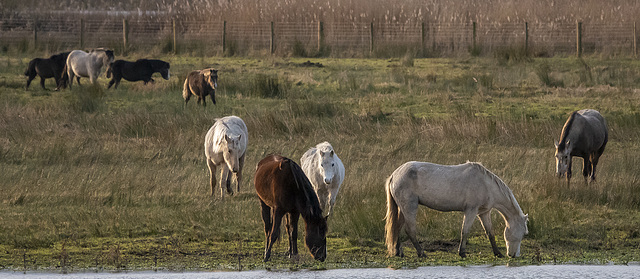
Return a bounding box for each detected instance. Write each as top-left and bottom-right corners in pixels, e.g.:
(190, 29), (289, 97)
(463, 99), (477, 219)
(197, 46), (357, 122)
(304, 215), (328, 262)
(203, 68), (218, 90)
(504, 213), (528, 258)
(554, 139), (572, 178)
(222, 134), (242, 173)
(317, 148), (336, 185)
(159, 63), (170, 80)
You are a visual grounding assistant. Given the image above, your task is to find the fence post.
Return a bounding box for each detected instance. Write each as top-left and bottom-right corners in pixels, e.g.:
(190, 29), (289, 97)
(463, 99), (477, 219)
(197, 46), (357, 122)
(79, 19), (85, 49)
(472, 21), (477, 51)
(270, 22), (275, 54)
(421, 22), (426, 57)
(123, 19), (129, 55)
(576, 21), (582, 58)
(172, 19), (177, 54)
(222, 21), (227, 54)
(369, 22), (374, 54)
(634, 22), (637, 58)
(33, 18), (38, 50)
(317, 21), (324, 54)
(524, 22), (529, 53)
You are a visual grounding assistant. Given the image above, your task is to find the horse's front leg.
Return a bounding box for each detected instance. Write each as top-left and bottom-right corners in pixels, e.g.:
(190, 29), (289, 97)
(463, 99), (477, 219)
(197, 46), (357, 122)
(39, 77), (47, 90)
(220, 165), (232, 196)
(566, 158), (572, 187)
(327, 185), (341, 217)
(582, 157), (592, 184)
(458, 209), (478, 258)
(285, 212), (300, 258)
(264, 209), (285, 262)
(478, 211), (504, 258)
(236, 153), (245, 194)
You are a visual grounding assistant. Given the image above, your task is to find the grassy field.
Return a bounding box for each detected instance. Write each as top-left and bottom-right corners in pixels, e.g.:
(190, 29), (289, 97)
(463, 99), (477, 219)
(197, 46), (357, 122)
(1, 53), (639, 272)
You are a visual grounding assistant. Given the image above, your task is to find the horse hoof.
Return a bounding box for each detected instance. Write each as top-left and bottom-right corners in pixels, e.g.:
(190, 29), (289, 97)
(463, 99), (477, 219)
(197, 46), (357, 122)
(495, 253), (504, 258)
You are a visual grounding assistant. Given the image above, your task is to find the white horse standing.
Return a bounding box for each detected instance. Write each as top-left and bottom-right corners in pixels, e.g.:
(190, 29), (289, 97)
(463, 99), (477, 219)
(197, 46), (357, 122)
(204, 116), (248, 198)
(385, 161), (528, 258)
(301, 142), (345, 217)
(66, 48), (115, 88)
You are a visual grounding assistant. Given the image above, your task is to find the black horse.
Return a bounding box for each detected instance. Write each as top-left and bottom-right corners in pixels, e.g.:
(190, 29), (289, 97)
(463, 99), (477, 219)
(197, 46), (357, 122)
(106, 59), (170, 89)
(24, 51), (70, 90)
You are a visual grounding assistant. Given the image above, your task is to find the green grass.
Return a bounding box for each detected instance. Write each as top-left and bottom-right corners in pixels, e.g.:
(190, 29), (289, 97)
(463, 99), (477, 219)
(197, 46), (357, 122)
(1, 54), (640, 271)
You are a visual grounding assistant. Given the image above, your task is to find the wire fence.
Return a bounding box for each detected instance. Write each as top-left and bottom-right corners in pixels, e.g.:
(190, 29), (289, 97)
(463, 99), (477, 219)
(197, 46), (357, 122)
(1, 14), (638, 57)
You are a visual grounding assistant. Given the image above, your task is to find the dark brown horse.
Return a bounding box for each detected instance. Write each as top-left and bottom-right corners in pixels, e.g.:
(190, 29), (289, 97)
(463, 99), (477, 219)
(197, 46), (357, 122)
(254, 154), (327, 262)
(554, 109), (608, 185)
(24, 51), (70, 90)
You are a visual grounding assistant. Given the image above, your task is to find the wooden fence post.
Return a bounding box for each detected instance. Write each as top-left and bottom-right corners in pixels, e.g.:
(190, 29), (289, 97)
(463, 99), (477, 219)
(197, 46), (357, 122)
(524, 22), (529, 53)
(472, 21), (477, 51)
(421, 22), (426, 57)
(172, 19), (177, 54)
(270, 22), (275, 54)
(123, 19), (129, 55)
(317, 21), (324, 54)
(576, 21), (582, 58)
(33, 18), (38, 50)
(369, 22), (374, 54)
(79, 19), (84, 49)
(222, 21), (227, 54)
(633, 22), (637, 58)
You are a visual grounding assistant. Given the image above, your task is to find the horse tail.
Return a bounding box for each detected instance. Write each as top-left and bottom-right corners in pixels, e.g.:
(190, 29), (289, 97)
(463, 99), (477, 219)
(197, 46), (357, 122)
(182, 76), (190, 100)
(24, 59), (37, 76)
(384, 174), (401, 256)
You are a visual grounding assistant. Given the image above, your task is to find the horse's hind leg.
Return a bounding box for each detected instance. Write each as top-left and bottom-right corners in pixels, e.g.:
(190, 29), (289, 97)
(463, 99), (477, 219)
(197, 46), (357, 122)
(260, 201), (273, 261)
(285, 212), (300, 258)
(264, 208), (285, 262)
(458, 209), (478, 258)
(399, 198), (423, 257)
(207, 159), (217, 197)
(478, 211), (504, 258)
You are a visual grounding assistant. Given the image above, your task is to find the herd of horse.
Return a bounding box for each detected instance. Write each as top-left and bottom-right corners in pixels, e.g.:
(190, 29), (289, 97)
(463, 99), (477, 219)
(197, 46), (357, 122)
(23, 50), (610, 262)
(26, 49), (217, 108)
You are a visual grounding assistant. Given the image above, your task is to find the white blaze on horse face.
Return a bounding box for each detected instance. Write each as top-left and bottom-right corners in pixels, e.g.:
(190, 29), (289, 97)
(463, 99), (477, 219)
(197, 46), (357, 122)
(318, 150), (335, 185)
(223, 134), (241, 173)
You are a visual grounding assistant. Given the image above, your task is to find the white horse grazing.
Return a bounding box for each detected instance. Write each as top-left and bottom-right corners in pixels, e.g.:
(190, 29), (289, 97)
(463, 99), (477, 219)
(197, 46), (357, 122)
(66, 48), (115, 88)
(300, 142), (345, 217)
(385, 161), (528, 258)
(204, 116), (248, 198)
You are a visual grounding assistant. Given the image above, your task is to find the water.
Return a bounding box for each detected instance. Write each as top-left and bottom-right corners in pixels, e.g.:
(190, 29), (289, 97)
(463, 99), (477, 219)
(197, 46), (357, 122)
(3, 265), (640, 279)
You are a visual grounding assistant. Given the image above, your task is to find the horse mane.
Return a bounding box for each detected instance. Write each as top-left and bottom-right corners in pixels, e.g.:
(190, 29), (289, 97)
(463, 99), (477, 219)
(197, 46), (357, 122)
(558, 111), (578, 151)
(316, 141), (334, 154)
(288, 159), (323, 220)
(210, 119), (232, 153)
(467, 162), (524, 216)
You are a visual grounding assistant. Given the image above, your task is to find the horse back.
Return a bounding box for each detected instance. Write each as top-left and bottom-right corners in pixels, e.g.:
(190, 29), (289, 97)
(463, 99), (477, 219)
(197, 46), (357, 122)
(255, 155), (297, 210)
(564, 109), (608, 155)
(391, 162), (491, 212)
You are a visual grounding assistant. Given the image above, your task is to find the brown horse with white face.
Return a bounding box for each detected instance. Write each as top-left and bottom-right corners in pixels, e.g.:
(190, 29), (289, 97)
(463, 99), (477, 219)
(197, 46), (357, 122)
(254, 154), (327, 262)
(554, 109), (608, 186)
